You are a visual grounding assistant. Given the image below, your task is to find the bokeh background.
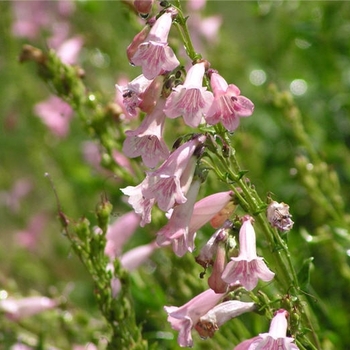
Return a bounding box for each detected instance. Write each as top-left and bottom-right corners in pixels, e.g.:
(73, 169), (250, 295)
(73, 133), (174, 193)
(1, 1), (350, 349)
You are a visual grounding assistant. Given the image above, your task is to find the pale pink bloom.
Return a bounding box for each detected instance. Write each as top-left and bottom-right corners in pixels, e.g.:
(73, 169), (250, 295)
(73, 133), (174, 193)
(164, 62), (214, 127)
(104, 211), (141, 259)
(234, 309), (299, 350)
(187, 0), (206, 11)
(56, 36), (84, 65)
(195, 221), (231, 269)
(0, 178), (32, 213)
(116, 74), (153, 118)
(16, 212), (48, 250)
(11, 0), (75, 39)
(34, 95), (73, 137)
(142, 134), (206, 212)
(127, 23), (152, 63)
(189, 191), (233, 235)
(121, 183), (155, 227)
(123, 98), (169, 168)
(206, 71), (254, 132)
(130, 11), (180, 80)
(195, 300), (255, 339)
(0, 296), (57, 321)
(164, 289), (225, 347)
(156, 179), (202, 257)
(120, 241), (158, 270)
(110, 241), (158, 296)
(82, 143), (134, 178)
(134, 0), (154, 16)
(112, 150), (135, 176)
(121, 135), (205, 223)
(221, 215), (275, 291)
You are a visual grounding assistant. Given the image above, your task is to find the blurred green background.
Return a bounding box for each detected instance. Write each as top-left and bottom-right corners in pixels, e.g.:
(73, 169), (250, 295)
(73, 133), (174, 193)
(1, 1), (350, 349)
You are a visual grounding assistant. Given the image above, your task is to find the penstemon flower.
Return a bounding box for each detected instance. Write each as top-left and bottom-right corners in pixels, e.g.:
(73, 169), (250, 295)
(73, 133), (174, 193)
(122, 98), (169, 168)
(116, 74), (154, 118)
(164, 61), (214, 127)
(141, 134), (206, 211)
(221, 215), (275, 291)
(206, 70), (254, 132)
(195, 300), (256, 339)
(104, 211), (141, 259)
(0, 296), (57, 321)
(234, 309), (299, 350)
(164, 288), (225, 347)
(156, 178), (202, 257)
(130, 11), (180, 80)
(121, 134), (206, 224)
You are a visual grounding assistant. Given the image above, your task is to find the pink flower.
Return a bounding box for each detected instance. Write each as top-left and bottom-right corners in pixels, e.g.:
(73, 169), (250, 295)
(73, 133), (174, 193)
(110, 241), (158, 296)
(121, 183), (155, 227)
(122, 98), (169, 168)
(34, 95), (74, 137)
(164, 289), (225, 347)
(0, 178), (32, 213)
(164, 62), (214, 127)
(130, 12), (180, 80)
(189, 191), (234, 234)
(156, 179), (202, 257)
(195, 221), (230, 269)
(195, 300), (255, 339)
(206, 71), (254, 132)
(104, 211), (141, 259)
(142, 134), (206, 211)
(16, 212), (48, 251)
(121, 135), (206, 224)
(234, 309), (299, 350)
(120, 241), (158, 270)
(0, 296), (57, 321)
(116, 74), (153, 118)
(221, 215), (275, 291)
(55, 36), (83, 65)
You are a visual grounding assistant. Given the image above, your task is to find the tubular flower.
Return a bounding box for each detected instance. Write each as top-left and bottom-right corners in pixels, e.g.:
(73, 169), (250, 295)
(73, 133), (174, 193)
(130, 11), (180, 80)
(34, 95), (73, 137)
(0, 296), (57, 321)
(121, 135), (206, 224)
(110, 241), (159, 296)
(221, 215), (275, 291)
(122, 98), (169, 168)
(206, 71), (254, 132)
(142, 134), (206, 212)
(121, 183), (155, 227)
(189, 191), (234, 235)
(234, 309), (299, 350)
(116, 74), (153, 118)
(195, 300), (255, 339)
(164, 288), (225, 348)
(104, 211), (141, 259)
(164, 62), (214, 127)
(156, 178), (202, 257)
(195, 220), (231, 269)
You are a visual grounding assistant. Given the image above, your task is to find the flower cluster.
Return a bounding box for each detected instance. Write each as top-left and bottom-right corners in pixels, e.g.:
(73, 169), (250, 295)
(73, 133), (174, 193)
(113, 2), (297, 349)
